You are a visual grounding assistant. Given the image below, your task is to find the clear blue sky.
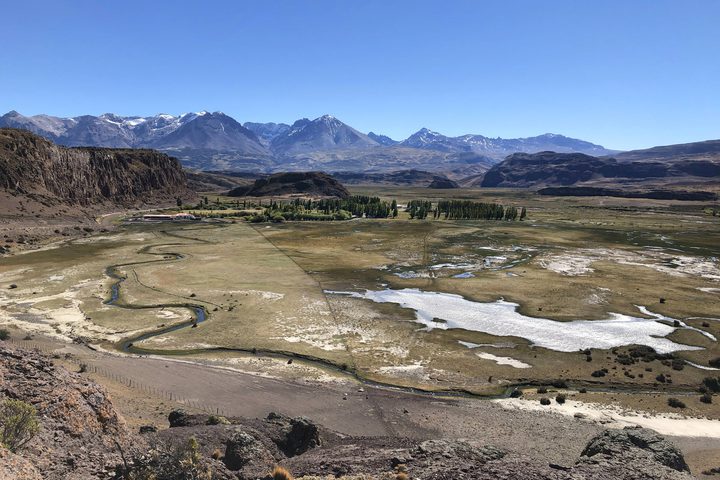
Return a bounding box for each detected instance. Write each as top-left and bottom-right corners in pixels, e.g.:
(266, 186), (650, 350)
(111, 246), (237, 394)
(1, 0), (718, 150)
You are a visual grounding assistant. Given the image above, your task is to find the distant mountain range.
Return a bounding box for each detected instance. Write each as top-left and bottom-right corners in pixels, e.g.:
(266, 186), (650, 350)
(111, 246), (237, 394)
(1, 110), (618, 172)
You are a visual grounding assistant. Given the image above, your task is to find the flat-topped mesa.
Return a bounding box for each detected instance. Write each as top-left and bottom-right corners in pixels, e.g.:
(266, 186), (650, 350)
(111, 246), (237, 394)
(0, 128), (193, 206)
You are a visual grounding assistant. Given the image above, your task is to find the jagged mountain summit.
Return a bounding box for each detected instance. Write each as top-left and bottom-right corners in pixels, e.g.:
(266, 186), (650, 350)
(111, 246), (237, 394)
(401, 128), (616, 157)
(243, 121), (291, 145)
(147, 112), (267, 154)
(367, 131), (399, 146)
(0, 110), (618, 172)
(269, 114), (380, 154)
(0, 110), (255, 149)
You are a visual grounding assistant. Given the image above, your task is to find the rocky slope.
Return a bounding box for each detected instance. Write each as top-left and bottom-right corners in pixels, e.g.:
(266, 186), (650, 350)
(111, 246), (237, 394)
(0, 343), (137, 479)
(0, 343), (700, 479)
(227, 172), (350, 198)
(0, 128), (193, 206)
(139, 410), (697, 480)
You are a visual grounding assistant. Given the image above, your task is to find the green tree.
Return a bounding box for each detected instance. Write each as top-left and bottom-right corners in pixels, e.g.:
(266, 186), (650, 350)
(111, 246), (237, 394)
(0, 398), (39, 452)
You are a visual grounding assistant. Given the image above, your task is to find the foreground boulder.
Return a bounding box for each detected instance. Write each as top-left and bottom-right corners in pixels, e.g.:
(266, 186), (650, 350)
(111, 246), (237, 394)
(224, 431), (276, 477)
(265, 413), (321, 456)
(579, 426), (690, 473)
(0, 343), (137, 480)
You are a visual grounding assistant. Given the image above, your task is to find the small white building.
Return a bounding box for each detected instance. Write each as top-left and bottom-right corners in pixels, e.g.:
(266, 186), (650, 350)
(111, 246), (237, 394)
(142, 213), (197, 222)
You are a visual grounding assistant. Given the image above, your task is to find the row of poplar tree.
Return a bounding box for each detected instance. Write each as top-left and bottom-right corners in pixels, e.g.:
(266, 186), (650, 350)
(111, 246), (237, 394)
(407, 199), (526, 221)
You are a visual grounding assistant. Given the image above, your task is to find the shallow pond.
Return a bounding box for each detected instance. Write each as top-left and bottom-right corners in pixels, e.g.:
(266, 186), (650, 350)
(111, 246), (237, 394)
(327, 288), (707, 354)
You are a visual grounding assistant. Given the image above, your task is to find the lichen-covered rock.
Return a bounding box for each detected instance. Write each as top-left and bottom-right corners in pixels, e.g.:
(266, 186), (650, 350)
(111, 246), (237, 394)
(576, 426), (692, 478)
(0, 343), (138, 479)
(0, 447), (42, 480)
(224, 431), (276, 478)
(580, 426), (689, 472)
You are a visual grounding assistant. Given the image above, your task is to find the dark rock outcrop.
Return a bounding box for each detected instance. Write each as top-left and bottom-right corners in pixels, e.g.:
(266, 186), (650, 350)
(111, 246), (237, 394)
(480, 151), (610, 187)
(227, 171), (350, 198)
(480, 149), (720, 188)
(264, 412), (321, 457)
(538, 186), (717, 201)
(0, 128), (193, 206)
(427, 176), (459, 189)
(168, 409), (195, 427)
(580, 426), (689, 472)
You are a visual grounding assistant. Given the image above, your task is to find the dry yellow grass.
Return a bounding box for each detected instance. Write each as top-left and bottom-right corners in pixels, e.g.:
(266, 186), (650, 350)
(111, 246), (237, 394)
(272, 465), (294, 480)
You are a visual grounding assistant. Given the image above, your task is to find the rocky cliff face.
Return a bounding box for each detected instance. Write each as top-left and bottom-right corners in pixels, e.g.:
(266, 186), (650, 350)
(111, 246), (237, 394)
(0, 128), (192, 206)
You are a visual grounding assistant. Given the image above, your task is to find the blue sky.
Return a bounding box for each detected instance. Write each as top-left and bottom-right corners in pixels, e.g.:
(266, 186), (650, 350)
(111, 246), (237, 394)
(1, 0), (718, 150)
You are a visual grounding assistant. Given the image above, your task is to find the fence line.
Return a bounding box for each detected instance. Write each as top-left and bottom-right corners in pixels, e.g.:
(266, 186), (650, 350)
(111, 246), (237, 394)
(4, 337), (229, 418)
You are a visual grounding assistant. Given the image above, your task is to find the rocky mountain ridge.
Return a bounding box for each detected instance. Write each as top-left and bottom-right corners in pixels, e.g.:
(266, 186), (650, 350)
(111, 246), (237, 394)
(1, 110), (616, 172)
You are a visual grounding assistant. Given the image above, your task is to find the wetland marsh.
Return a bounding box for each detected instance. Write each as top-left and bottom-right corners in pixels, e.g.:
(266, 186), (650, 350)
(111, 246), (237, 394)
(1, 188), (719, 415)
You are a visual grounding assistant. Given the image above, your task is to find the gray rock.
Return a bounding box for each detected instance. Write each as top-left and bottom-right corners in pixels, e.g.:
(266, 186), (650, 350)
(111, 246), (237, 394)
(580, 426), (689, 472)
(416, 439), (506, 464)
(224, 431), (275, 477)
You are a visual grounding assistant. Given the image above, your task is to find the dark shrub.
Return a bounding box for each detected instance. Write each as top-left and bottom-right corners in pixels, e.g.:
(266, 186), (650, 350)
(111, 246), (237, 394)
(556, 394), (567, 404)
(709, 358), (720, 369)
(703, 377), (720, 393)
(667, 398), (686, 409)
(656, 374), (667, 383)
(551, 379), (568, 389)
(671, 359), (685, 371)
(540, 398), (551, 406)
(537, 387), (548, 394)
(0, 329), (9, 340)
(509, 389), (522, 398)
(616, 354), (635, 365)
(591, 370), (606, 378)
(700, 394), (713, 404)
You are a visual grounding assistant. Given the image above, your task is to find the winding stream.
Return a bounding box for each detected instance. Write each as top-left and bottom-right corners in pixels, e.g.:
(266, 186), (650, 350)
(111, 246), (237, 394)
(101, 224), (710, 398)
